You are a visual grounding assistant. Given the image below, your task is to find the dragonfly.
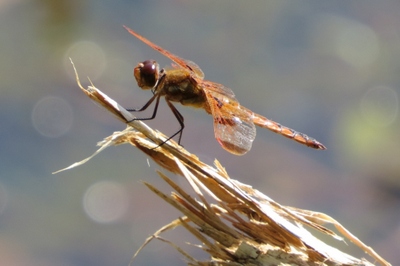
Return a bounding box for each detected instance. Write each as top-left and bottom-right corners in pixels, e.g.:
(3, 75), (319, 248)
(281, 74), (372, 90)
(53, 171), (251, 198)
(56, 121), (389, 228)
(123, 25), (326, 155)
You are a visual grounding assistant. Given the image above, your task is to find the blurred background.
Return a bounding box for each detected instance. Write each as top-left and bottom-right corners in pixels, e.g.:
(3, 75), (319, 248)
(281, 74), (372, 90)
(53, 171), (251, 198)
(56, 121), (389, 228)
(0, 0), (399, 265)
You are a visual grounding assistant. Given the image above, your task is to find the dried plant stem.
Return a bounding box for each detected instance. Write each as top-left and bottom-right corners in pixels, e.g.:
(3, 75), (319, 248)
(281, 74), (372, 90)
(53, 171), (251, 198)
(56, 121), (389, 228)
(55, 60), (391, 266)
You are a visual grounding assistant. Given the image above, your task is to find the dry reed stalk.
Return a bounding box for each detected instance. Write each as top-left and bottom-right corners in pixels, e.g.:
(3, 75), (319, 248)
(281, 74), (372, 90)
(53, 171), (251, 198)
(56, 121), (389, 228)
(54, 60), (391, 266)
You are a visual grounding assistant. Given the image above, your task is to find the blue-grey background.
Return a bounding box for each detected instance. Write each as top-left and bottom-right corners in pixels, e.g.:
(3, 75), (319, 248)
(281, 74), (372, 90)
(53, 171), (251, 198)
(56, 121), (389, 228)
(0, 1), (399, 265)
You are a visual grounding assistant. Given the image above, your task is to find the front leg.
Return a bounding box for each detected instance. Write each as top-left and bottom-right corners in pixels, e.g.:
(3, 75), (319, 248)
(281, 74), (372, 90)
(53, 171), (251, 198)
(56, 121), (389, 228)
(126, 94), (161, 121)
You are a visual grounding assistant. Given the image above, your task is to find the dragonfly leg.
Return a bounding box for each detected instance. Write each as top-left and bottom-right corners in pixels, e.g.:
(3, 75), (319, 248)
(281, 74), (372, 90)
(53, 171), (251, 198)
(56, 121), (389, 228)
(127, 95), (185, 149)
(127, 93), (158, 113)
(126, 94), (161, 121)
(156, 98), (184, 146)
(145, 99), (185, 151)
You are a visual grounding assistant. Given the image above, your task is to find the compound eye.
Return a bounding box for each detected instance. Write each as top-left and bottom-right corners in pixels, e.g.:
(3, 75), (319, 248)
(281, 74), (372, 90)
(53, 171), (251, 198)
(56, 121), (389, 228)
(134, 60), (159, 89)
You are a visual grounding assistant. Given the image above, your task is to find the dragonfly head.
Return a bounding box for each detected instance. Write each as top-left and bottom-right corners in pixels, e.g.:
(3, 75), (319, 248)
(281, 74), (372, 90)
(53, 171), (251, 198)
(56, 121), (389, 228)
(134, 60), (161, 90)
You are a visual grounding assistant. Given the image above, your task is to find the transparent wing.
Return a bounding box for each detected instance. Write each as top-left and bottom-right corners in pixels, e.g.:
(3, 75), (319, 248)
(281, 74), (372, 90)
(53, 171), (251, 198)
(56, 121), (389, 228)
(200, 80), (236, 101)
(204, 90), (256, 155)
(124, 25), (205, 79)
(124, 25), (238, 99)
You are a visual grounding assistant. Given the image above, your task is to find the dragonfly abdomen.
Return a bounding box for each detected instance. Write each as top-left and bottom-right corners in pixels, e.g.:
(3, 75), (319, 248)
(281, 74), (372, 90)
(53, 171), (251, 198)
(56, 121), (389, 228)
(253, 113), (326, 150)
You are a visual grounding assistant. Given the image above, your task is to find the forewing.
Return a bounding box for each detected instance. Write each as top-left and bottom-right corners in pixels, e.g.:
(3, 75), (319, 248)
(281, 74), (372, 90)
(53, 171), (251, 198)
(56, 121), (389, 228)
(201, 80), (236, 101)
(205, 90), (256, 155)
(124, 26), (205, 79)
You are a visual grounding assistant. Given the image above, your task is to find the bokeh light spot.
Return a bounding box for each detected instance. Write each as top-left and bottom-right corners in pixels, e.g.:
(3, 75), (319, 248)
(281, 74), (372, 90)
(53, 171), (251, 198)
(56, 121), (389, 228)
(64, 41), (106, 81)
(334, 21), (380, 69)
(32, 96), (73, 138)
(83, 181), (129, 224)
(360, 86), (398, 127)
